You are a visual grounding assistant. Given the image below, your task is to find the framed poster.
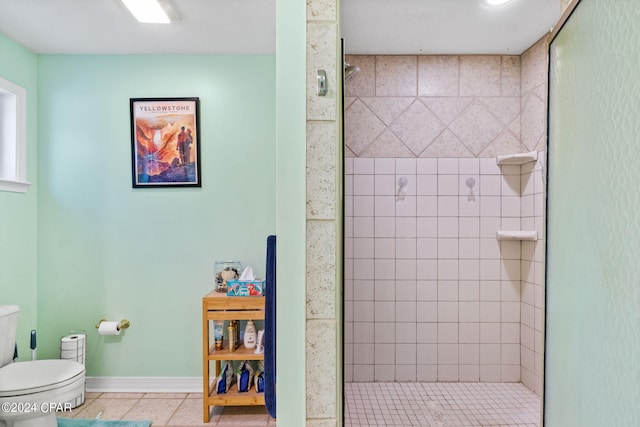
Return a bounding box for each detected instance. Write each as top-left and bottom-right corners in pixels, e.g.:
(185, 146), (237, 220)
(130, 97), (201, 188)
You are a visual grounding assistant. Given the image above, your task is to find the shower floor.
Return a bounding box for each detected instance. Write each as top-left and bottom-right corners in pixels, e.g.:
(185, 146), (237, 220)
(345, 382), (540, 427)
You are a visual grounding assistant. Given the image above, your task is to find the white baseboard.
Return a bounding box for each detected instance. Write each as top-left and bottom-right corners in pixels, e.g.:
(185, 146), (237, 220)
(85, 376), (201, 393)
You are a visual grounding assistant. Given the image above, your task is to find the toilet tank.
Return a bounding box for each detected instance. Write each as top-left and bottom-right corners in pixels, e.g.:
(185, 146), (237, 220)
(0, 305), (19, 368)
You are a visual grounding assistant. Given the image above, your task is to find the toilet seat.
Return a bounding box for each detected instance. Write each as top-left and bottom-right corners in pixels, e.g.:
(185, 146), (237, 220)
(0, 360), (85, 397)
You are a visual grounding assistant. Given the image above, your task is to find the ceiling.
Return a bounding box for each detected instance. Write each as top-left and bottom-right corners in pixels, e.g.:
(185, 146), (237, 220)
(0, 0), (561, 55)
(0, 0), (276, 55)
(343, 0), (562, 55)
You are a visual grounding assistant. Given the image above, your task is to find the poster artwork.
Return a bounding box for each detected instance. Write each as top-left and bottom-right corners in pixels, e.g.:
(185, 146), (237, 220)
(130, 98), (201, 188)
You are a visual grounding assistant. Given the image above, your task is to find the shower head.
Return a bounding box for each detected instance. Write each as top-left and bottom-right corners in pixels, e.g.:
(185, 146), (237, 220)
(344, 63), (360, 80)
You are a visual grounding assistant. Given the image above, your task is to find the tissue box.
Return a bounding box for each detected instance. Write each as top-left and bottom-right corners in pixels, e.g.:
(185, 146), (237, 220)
(226, 279), (265, 297)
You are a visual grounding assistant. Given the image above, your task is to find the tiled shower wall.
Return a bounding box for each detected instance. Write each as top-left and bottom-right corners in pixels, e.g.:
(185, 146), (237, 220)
(519, 159), (545, 396)
(519, 39), (548, 397)
(344, 156), (542, 383)
(344, 39), (548, 395)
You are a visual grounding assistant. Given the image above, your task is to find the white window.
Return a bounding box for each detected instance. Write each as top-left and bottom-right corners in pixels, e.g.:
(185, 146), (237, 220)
(0, 76), (29, 193)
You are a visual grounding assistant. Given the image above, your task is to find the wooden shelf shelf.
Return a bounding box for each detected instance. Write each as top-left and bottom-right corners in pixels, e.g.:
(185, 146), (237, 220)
(207, 381), (265, 406)
(208, 344), (265, 361)
(202, 290), (265, 310)
(205, 310), (264, 321)
(202, 291), (266, 423)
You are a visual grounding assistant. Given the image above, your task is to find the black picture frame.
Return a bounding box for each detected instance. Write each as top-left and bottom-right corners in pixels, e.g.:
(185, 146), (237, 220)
(130, 97), (201, 188)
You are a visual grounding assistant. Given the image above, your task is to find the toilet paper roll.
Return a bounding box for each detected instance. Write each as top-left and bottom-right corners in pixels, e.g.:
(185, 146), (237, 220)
(60, 344), (85, 353)
(60, 348), (84, 357)
(61, 351), (85, 364)
(98, 321), (121, 336)
(61, 335), (85, 350)
(60, 334), (86, 365)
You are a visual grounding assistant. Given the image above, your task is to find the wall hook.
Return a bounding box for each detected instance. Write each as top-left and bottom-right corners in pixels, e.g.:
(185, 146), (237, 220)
(465, 177), (476, 202)
(396, 176), (408, 201)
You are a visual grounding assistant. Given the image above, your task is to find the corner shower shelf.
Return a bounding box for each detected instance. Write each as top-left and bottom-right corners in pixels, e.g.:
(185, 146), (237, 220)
(496, 151), (538, 166)
(496, 230), (538, 241)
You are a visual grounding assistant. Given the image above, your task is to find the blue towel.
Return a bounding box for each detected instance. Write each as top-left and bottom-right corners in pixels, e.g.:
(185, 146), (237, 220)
(264, 235), (276, 419)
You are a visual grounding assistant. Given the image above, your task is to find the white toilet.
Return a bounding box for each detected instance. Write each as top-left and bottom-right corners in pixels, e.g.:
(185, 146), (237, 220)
(0, 305), (85, 427)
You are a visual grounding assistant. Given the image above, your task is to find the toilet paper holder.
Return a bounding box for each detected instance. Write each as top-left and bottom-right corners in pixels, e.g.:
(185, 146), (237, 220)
(95, 319), (131, 330)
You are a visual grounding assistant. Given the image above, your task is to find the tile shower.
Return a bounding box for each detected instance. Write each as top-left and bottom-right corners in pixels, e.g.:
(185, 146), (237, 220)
(344, 38), (548, 402)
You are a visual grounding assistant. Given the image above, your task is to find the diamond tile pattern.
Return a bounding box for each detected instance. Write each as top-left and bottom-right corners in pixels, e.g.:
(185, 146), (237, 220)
(361, 97), (415, 126)
(420, 97), (474, 126)
(520, 93), (546, 151)
(361, 129), (414, 158)
(449, 99), (505, 156)
(389, 100), (446, 156)
(345, 52), (548, 159)
(421, 129), (474, 158)
(345, 98), (386, 156)
(479, 97), (520, 126)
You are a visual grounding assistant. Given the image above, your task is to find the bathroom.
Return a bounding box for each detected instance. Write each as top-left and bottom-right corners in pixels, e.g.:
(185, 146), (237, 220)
(4, 0), (640, 426)
(342, 3), (550, 425)
(0, 8), (278, 425)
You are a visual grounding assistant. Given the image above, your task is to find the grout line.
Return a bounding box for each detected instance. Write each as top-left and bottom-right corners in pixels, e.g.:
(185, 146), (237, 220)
(119, 395), (143, 421)
(161, 394), (187, 427)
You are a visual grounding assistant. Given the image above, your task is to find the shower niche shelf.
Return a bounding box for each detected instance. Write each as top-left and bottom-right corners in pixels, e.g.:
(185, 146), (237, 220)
(496, 230), (538, 241)
(496, 151), (538, 166)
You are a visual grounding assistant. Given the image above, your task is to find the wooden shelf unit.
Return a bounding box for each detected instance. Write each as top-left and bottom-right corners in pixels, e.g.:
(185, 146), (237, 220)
(202, 291), (265, 422)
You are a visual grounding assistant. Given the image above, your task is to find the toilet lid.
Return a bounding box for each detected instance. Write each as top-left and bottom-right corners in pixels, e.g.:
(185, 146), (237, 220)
(0, 360), (85, 397)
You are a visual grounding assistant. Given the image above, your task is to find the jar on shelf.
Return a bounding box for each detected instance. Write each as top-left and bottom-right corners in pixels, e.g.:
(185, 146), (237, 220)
(214, 260), (242, 292)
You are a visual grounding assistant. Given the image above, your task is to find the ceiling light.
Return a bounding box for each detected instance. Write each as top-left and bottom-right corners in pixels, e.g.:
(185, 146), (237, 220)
(121, 0), (177, 24)
(482, 0), (515, 6)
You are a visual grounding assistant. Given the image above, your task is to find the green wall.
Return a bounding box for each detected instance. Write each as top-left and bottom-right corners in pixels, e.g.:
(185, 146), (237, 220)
(0, 34), (39, 362)
(275, 0), (307, 424)
(1, 17), (304, 420)
(36, 54), (276, 376)
(546, 0), (640, 425)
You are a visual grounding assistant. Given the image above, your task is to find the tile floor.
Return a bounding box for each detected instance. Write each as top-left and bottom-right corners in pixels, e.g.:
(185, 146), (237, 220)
(345, 382), (541, 427)
(57, 383), (538, 426)
(57, 392), (275, 426)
